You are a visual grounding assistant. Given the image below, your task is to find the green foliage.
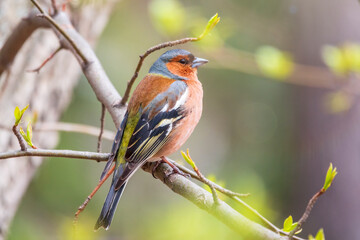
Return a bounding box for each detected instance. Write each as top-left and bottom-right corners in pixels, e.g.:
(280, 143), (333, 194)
(322, 43), (360, 75)
(282, 215), (298, 232)
(323, 163), (337, 191)
(196, 13), (221, 41)
(255, 46), (294, 80)
(309, 228), (325, 240)
(149, 0), (185, 36)
(14, 105), (29, 126)
(20, 122), (35, 148)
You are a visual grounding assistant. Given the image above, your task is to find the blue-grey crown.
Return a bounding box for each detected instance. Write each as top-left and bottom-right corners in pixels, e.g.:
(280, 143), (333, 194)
(149, 49), (193, 80)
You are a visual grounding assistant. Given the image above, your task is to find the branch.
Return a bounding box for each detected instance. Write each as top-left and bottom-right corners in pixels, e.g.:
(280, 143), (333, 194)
(142, 162), (288, 240)
(97, 103), (106, 152)
(28, 0), (124, 127)
(12, 125), (27, 151)
(0, 146), (303, 240)
(0, 9), (49, 76)
(27, 45), (63, 73)
(0, 149), (109, 161)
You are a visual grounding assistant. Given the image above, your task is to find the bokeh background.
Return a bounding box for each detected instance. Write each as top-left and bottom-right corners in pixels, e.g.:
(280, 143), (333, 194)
(7, 0), (360, 239)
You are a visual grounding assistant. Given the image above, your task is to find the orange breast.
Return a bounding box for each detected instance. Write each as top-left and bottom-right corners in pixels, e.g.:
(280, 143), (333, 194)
(152, 79), (203, 159)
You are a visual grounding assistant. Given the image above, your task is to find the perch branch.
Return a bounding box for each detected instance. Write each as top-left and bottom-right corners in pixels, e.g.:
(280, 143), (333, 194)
(142, 162), (288, 240)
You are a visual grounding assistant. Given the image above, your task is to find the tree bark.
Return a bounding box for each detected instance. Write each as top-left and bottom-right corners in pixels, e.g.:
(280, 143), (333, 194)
(0, 1), (117, 238)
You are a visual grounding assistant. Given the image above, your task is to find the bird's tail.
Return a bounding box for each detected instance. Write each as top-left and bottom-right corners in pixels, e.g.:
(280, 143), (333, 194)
(94, 180), (127, 230)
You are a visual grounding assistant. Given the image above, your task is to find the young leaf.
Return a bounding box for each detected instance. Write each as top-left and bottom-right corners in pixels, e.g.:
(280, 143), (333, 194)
(323, 163), (338, 191)
(196, 13), (221, 41)
(14, 105), (29, 126)
(309, 228), (325, 240)
(283, 215), (293, 231)
(14, 107), (20, 125)
(26, 122), (33, 142)
(181, 150), (196, 169)
(282, 215), (298, 232)
(19, 123), (35, 148)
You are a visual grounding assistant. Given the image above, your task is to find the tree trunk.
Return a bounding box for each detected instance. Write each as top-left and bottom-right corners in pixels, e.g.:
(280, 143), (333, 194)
(0, 1), (117, 238)
(288, 0), (360, 239)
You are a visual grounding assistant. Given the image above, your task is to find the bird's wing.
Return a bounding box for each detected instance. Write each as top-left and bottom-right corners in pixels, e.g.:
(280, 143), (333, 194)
(99, 112), (129, 181)
(113, 80), (189, 190)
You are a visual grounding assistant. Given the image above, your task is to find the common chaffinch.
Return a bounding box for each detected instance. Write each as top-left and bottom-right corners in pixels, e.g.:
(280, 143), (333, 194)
(95, 49), (208, 230)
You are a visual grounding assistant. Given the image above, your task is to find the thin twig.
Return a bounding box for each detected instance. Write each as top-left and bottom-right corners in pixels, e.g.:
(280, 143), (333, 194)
(119, 37), (197, 105)
(183, 150), (220, 205)
(172, 161), (249, 198)
(97, 103), (106, 152)
(0, 149), (109, 161)
(74, 164), (115, 222)
(288, 189), (325, 239)
(0, 122), (115, 140)
(51, 0), (58, 15)
(30, 0), (88, 64)
(12, 125), (27, 151)
(27, 46), (62, 73)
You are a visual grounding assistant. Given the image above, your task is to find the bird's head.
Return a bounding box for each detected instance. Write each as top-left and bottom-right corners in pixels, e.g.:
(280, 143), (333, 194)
(149, 49), (208, 80)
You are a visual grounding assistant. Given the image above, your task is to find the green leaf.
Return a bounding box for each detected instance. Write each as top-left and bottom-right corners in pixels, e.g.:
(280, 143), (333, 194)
(181, 150), (196, 169)
(196, 13), (221, 41)
(282, 215), (298, 232)
(255, 46), (294, 80)
(14, 105), (29, 126)
(20, 124), (34, 148)
(14, 107), (21, 125)
(323, 163), (338, 191)
(283, 215), (293, 231)
(309, 228), (325, 240)
(26, 122), (33, 142)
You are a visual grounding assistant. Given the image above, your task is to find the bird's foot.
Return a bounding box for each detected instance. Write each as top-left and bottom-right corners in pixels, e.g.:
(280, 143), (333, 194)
(160, 156), (190, 178)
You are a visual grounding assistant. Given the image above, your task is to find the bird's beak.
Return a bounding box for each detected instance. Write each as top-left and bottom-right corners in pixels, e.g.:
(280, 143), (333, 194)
(192, 57), (208, 68)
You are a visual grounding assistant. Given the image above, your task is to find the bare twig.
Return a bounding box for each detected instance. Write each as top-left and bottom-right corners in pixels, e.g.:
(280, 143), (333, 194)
(288, 189), (325, 239)
(97, 103), (106, 152)
(30, 0), (88, 64)
(181, 150), (220, 205)
(74, 165), (115, 222)
(12, 125), (27, 151)
(172, 161), (249, 198)
(51, 0), (58, 15)
(27, 46), (62, 73)
(0, 149), (109, 161)
(0, 122), (115, 140)
(119, 37), (197, 106)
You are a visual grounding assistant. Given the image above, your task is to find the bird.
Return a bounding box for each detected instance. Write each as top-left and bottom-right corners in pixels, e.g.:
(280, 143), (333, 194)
(95, 49), (208, 230)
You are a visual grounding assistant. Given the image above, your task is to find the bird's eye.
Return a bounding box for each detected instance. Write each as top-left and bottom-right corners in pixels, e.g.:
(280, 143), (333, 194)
(179, 59), (187, 64)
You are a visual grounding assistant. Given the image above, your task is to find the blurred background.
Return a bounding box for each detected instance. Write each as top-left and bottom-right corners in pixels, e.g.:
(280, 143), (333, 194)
(6, 0), (360, 239)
